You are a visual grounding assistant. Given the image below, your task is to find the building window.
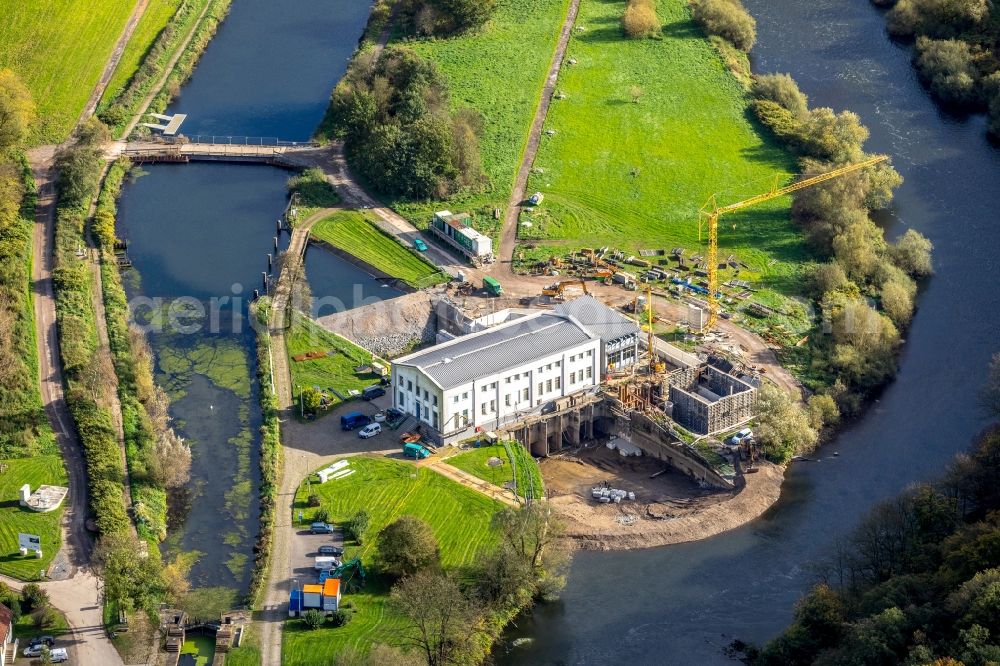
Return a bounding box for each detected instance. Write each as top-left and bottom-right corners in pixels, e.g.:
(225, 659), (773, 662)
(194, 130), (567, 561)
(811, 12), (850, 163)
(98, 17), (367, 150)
(522, 388), (529, 401)
(538, 366), (543, 374)
(398, 391), (405, 404)
(423, 389), (429, 400)
(586, 366), (593, 379)
(515, 373), (520, 380)
(432, 412), (439, 429)
(491, 382), (497, 389)
(462, 391), (468, 400)
(505, 394), (511, 406)
(481, 403), (487, 415)
(569, 371), (576, 384)
(490, 399), (496, 412)
(547, 363), (552, 370)
(407, 380), (413, 391)
(424, 405), (429, 419)
(555, 360), (561, 367)
(453, 395), (459, 403)
(481, 385), (487, 393)
(546, 379), (552, 392)
(538, 382), (544, 395)
(433, 395), (438, 406)
(587, 350), (593, 358)
(462, 409), (469, 425)
(505, 377), (511, 384)
(555, 377), (561, 389)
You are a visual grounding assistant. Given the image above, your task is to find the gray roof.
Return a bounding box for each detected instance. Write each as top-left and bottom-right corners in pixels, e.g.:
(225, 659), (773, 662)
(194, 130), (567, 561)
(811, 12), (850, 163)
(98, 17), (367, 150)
(394, 312), (597, 390)
(554, 295), (639, 345)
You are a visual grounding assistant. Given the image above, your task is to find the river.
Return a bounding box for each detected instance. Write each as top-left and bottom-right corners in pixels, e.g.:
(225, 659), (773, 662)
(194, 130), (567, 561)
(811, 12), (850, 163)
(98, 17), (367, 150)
(499, 1), (1000, 664)
(115, 0), (382, 591)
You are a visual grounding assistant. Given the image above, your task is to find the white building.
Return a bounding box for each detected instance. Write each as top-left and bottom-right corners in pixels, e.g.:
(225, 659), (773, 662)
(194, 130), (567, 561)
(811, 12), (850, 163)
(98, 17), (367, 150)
(393, 311), (603, 444)
(0, 603), (15, 666)
(392, 297), (640, 444)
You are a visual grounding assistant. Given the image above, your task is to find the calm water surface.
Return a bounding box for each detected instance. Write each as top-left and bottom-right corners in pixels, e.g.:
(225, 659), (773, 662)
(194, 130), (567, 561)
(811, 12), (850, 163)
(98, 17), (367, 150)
(499, 1), (1000, 663)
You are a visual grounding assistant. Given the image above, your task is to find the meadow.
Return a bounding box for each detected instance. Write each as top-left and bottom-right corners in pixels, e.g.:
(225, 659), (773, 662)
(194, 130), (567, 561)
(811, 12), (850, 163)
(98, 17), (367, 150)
(285, 313), (380, 411)
(390, 0), (571, 235)
(284, 456), (502, 663)
(0, 0), (139, 142)
(447, 441), (544, 500)
(0, 455), (66, 580)
(310, 211), (445, 289)
(520, 0), (805, 293)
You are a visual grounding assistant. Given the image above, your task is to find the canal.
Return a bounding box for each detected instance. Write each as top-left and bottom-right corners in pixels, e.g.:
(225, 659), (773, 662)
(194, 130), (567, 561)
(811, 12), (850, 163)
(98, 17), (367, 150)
(499, 1), (1000, 663)
(115, 0), (383, 590)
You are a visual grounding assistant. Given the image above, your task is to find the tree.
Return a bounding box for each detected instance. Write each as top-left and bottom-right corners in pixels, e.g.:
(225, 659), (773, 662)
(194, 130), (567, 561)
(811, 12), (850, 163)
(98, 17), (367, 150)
(93, 532), (164, 612)
(915, 37), (979, 106)
(38, 645), (53, 666)
(20, 583), (48, 613)
(301, 387), (322, 415)
(690, 0), (757, 52)
(390, 569), (478, 666)
(345, 510), (371, 544)
(313, 507), (330, 523)
(475, 543), (535, 607)
(754, 383), (817, 463)
(32, 605), (57, 629)
(753, 73), (808, 117)
(807, 394), (840, 429)
(152, 428), (192, 489)
(377, 516), (439, 577)
(879, 270), (917, 327)
(808, 262), (850, 298)
(623, 0), (660, 38)
(0, 69), (35, 150)
(981, 353), (1000, 419)
(890, 229), (934, 277)
(303, 608), (326, 629)
(491, 503), (564, 571)
(799, 108), (868, 164)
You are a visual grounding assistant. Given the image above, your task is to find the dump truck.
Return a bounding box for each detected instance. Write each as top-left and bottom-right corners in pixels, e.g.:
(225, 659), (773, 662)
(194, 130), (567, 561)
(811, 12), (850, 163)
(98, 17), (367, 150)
(484, 276), (503, 296)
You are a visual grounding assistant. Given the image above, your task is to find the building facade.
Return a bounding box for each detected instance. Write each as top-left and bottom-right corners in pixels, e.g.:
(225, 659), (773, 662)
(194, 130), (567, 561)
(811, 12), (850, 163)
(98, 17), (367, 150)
(392, 311), (603, 444)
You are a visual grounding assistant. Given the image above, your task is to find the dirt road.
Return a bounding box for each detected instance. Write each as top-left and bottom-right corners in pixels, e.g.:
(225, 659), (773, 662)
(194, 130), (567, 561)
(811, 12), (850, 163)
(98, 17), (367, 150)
(497, 0), (581, 269)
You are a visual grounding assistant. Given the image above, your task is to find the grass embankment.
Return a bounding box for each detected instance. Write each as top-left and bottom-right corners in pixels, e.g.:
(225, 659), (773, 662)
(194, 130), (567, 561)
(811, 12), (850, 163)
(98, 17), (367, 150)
(0, 0), (139, 142)
(447, 442), (544, 500)
(98, 0), (220, 138)
(520, 0), (803, 293)
(310, 211), (446, 289)
(284, 456), (502, 664)
(0, 456), (67, 580)
(285, 313), (381, 413)
(286, 168), (340, 228)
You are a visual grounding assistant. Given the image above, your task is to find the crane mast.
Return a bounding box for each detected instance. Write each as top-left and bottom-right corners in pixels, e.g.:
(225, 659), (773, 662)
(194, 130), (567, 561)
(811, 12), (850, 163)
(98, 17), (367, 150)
(698, 155), (889, 332)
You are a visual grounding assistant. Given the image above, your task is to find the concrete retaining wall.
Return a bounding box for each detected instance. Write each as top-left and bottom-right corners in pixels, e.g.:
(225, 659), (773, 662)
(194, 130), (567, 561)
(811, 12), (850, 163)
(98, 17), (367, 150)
(315, 291), (438, 357)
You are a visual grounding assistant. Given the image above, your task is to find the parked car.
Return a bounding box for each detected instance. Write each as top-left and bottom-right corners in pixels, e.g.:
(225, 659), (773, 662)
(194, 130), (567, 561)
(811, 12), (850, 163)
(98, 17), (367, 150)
(24, 645), (64, 660)
(318, 544), (344, 557)
(729, 428), (753, 446)
(372, 412), (387, 423)
(362, 385), (386, 400)
(413, 238), (428, 251)
(310, 522), (334, 534)
(28, 636), (55, 649)
(340, 411), (371, 431)
(358, 423), (382, 439)
(49, 648), (68, 663)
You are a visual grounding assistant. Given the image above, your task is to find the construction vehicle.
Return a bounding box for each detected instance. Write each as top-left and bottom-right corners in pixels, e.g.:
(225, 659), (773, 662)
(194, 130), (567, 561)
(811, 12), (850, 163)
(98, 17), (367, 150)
(697, 155), (889, 332)
(483, 275), (503, 296)
(541, 279), (589, 299)
(320, 557), (367, 590)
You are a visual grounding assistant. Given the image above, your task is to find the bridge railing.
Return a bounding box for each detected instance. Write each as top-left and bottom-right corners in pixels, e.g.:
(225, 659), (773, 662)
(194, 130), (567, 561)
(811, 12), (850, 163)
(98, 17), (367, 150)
(183, 135), (320, 147)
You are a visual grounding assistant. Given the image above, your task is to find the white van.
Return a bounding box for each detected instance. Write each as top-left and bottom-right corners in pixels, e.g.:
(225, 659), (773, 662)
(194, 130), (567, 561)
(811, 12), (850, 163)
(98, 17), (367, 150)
(729, 428), (753, 446)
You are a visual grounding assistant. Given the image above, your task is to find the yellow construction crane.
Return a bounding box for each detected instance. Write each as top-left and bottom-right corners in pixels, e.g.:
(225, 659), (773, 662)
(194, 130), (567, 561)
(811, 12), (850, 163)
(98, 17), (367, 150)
(645, 286), (665, 375)
(697, 155), (889, 332)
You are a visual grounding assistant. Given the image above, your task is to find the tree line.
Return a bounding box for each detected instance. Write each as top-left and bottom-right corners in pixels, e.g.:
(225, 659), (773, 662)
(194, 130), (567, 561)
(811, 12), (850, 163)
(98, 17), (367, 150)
(0, 69), (53, 458)
(749, 355), (1000, 665)
(747, 71), (933, 461)
(874, 0), (1000, 139)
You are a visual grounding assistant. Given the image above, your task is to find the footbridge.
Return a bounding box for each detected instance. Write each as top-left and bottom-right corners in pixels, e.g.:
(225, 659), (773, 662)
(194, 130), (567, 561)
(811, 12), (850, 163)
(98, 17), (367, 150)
(120, 138), (332, 167)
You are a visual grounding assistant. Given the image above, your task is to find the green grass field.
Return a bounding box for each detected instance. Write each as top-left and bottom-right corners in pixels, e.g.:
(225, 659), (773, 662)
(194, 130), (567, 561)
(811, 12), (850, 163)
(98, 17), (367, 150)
(310, 211), (445, 289)
(391, 0), (571, 236)
(0, 455), (67, 580)
(447, 442), (544, 499)
(520, 0), (805, 294)
(283, 456), (502, 664)
(285, 313), (380, 413)
(99, 0), (183, 107)
(0, 0), (140, 142)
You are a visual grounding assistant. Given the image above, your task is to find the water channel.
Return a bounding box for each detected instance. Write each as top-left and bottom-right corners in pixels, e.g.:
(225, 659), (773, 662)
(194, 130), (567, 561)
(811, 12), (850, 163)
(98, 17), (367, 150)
(115, 0), (384, 590)
(499, 1), (1000, 663)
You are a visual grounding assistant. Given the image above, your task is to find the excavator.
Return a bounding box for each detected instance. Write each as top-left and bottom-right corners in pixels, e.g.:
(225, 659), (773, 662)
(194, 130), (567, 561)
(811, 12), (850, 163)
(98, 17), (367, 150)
(542, 279), (590, 300)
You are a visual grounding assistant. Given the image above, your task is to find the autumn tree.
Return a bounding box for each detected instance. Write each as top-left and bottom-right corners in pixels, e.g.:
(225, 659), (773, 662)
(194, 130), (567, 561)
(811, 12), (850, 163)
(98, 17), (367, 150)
(754, 383), (817, 463)
(390, 569), (478, 666)
(0, 69), (35, 151)
(377, 516), (440, 578)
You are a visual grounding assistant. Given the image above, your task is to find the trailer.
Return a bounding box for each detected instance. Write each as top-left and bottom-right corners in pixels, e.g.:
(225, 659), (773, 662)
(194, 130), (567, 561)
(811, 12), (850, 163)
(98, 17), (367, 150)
(484, 276), (503, 296)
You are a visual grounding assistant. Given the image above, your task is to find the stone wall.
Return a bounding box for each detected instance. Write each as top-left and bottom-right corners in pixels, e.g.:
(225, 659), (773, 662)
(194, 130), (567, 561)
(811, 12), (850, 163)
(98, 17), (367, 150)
(315, 292), (438, 358)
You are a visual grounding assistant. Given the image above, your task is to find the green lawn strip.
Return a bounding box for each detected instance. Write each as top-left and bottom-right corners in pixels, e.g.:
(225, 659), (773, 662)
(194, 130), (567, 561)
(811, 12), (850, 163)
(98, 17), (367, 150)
(224, 621), (261, 666)
(520, 0), (806, 296)
(0, 456), (66, 580)
(13, 606), (71, 642)
(285, 313), (380, 413)
(309, 211), (444, 289)
(99, 0), (183, 108)
(389, 0), (571, 240)
(447, 443), (544, 499)
(284, 456), (502, 663)
(0, 0), (139, 143)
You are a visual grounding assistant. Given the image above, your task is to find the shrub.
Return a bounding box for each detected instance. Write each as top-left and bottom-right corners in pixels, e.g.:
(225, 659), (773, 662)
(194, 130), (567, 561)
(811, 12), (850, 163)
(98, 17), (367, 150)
(345, 510), (371, 544)
(313, 508), (330, 523)
(887, 0), (988, 37)
(307, 494), (321, 507)
(915, 36), (979, 106)
(623, 0), (660, 38)
(807, 394), (840, 429)
(302, 609), (326, 630)
(20, 583), (48, 613)
(377, 516), (440, 578)
(755, 383), (818, 463)
(328, 609), (352, 627)
(753, 73), (808, 117)
(889, 229), (934, 277)
(690, 0), (757, 52)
